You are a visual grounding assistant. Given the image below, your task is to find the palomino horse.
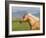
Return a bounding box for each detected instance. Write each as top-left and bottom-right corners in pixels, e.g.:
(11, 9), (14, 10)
(22, 13), (40, 30)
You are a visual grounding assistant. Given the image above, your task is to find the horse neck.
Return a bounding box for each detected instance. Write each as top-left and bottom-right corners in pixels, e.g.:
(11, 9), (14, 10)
(27, 13), (39, 20)
(28, 15), (39, 26)
(29, 14), (39, 21)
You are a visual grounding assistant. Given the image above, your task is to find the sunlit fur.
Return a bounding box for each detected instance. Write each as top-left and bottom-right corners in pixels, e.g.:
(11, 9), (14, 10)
(22, 13), (40, 30)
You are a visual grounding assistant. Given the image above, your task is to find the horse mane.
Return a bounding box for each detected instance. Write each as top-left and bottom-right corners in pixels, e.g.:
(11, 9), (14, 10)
(27, 13), (39, 21)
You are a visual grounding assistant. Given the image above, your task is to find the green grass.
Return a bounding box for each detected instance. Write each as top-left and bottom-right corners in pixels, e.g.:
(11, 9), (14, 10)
(12, 19), (31, 31)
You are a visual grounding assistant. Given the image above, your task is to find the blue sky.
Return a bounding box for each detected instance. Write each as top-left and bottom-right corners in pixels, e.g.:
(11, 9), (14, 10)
(12, 7), (40, 18)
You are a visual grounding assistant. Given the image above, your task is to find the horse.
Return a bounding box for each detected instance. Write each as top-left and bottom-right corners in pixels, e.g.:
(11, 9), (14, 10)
(22, 13), (40, 30)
